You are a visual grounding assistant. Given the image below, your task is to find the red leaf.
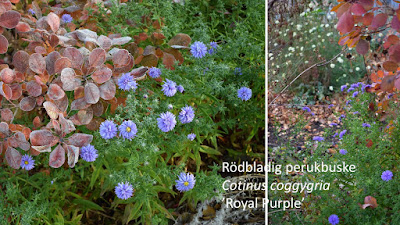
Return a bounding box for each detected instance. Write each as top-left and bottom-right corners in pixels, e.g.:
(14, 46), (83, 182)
(70, 108), (93, 125)
(26, 80), (42, 97)
(15, 131), (30, 151)
(356, 39), (369, 55)
(98, 35), (112, 50)
(130, 66), (148, 80)
(383, 61), (398, 72)
(5, 147), (21, 169)
(84, 83), (100, 104)
(92, 67), (112, 84)
(89, 48), (106, 68)
(113, 49), (131, 68)
(71, 97), (90, 110)
(360, 196), (378, 209)
(49, 144), (65, 168)
(33, 116), (41, 128)
(63, 47), (83, 69)
(43, 101), (61, 120)
(1, 108), (13, 122)
(46, 51), (61, 75)
(61, 68), (80, 91)
(351, 4), (366, 16)
(29, 53), (46, 74)
(46, 12), (60, 33)
(92, 101), (104, 116)
(337, 11), (354, 34)
(54, 57), (72, 74)
(19, 96), (36, 111)
(0, 68), (14, 84)
(48, 83), (65, 101)
(58, 114), (75, 135)
(66, 144), (79, 168)
(67, 133), (93, 147)
(0, 10), (21, 29)
(13, 50), (29, 73)
(366, 139), (373, 148)
(0, 82), (12, 100)
(0, 34), (8, 54)
(370, 13), (388, 30)
(359, 0), (374, 11)
(9, 83), (21, 100)
(16, 22), (31, 32)
(30, 130), (57, 151)
(392, 15), (400, 30)
(99, 80), (116, 100)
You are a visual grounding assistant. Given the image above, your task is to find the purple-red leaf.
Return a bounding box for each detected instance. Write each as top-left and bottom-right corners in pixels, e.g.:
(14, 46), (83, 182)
(13, 50), (30, 73)
(84, 83), (100, 104)
(29, 53), (46, 74)
(0, 10), (21, 29)
(99, 80), (116, 100)
(0, 34), (8, 54)
(48, 84), (65, 101)
(46, 12), (60, 33)
(337, 11), (354, 34)
(89, 48), (106, 68)
(356, 39), (369, 55)
(43, 101), (61, 120)
(92, 67), (112, 84)
(20, 96), (36, 111)
(63, 47), (83, 69)
(49, 144), (65, 168)
(67, 133), (93, 147)
(5, 147), (21, 169)
(370, 13), (388, 30)
(26, 80), (42, 97)
(0, 68), (14, 84)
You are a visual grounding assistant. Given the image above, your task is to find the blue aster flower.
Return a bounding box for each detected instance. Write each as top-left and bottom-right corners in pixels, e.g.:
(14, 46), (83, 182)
(61, 14), (73, 23)
(80, 144), (98, 162)
(328, 214), (339, 225)
(238, 87), (252, 101)
(175, 172), (195, 192)
(118, 73), (137, 91)
(157, 112), (176, 132)
(340, 85), (347, 92)
(352, 91), (359, 98)
(118, 120), (137, 140)
(190, 41), (207, 58)
(339, 149), (347, 155)
(99, 120), (118, 139)
(208, 42), (218, 54)
(162, 79), (177, 97)
(351, 83), (360, 88)
(234, 67), (242, 75)
(362, 123), (371, 128)
(329, 123), (338, 126)
(148, 67), (161, 78)
(187, 133), (196, 141)
(115, 182), (134, 200)
(20, 154), (35, 170)
(302, 106), (311, 113)
(28, 9), (35, 15)
(179, 106), (195, 124)
(313, 136), (324, 142)
(381, 170), (393, 181)
(339, 130), (347, 139)
(353, 111), (359, 115)
(347, 87), (355, 92)
(328, 104), (334, 108)
(177, 85), (184, 93)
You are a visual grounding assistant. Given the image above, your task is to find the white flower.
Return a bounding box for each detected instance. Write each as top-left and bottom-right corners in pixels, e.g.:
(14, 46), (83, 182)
(379, 33), (383, 37)
(325, 24), (329, 28)
(293, 32), (297, 37)
(270, 56), (274, 60)
(329, 86), (333, 91)
(312, 44), (316, 48)
(300, 12), (306, 17)
(334, 24), (337, 29)
(327, 15), (332, 20)
(282, 73), (286, 78)
(274, 43), (278, 47)
(296, 24), (302, 30)
(366, 66), (371, 70)
(318, 35), (321, 38)
(276, 65), (280, 68)
(300, 53), (304, 56)
(356, 67), (360, 71)
(327, 32), (332, 37)
(300, 46), (304, 51)
(330, 12), (335, 15)
(330, 63), (335, 68)
(275, 20), (279, 24)
(305, 61), (309, 64)
(337, 57), (344, 63)
(268, 53), (273, 57)
(343, 74), (347, 77)
(349, 69), (353, 73)
(322, 39), (325, 42)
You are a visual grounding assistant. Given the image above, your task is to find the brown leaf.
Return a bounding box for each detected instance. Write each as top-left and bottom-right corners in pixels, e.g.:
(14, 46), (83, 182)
(0, 82), (12, 100)
(0, 34), (8, 54)
(26, 80), (42, 97)
(356, 39), (369, 55)
(383, 61), (398, 72)
(141, 54), (158, 67)
(43, 101), (61, 120)
(360, 196), (378, 209)
(1, 108), (13, 122)
(46, 12), (60, 33)
(113, 49), (131, 68)
(15, 131), (30, 151)
(381, 75), (396, 92)
(58, 113), (75, 135)
(0, 68), (14, 84)
(71, 97), (90, 110)
(15, 22), (31, 32)
(61, 68), (80, 91)
(30, 130), (57, 148)
(163, 52), (176, 70)
(9, 83), (22, 100)
(92, 101), (104, 116)
(168, 33), (191, 47)
(54, 57), (72, 74)
(46, 51), (61, 75)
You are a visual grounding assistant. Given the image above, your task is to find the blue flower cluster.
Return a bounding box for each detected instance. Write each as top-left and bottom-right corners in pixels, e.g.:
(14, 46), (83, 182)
(100, 120), (138, 140)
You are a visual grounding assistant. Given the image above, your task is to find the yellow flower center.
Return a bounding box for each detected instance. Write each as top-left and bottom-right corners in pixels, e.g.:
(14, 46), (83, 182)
(24, 161), (29, 165)
(184, 181), (189, 186)
(126, 127), (131, 132)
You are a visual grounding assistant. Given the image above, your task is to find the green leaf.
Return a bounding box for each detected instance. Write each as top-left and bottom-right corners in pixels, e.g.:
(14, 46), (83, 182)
(199, 145), (221, 155)
(72, 199), (104, 211)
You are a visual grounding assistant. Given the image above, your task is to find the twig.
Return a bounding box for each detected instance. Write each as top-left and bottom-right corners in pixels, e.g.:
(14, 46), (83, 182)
(269, 48), (346, 105)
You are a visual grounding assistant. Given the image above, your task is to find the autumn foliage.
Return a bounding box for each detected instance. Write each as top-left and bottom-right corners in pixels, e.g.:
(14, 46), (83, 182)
(0, 0), (191, 169)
